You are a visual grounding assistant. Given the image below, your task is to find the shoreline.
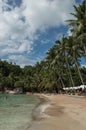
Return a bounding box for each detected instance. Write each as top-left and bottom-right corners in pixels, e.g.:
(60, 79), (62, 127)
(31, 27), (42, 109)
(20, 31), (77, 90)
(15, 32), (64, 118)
(29, 94), (86, 130)
(32, 94), (50, 121)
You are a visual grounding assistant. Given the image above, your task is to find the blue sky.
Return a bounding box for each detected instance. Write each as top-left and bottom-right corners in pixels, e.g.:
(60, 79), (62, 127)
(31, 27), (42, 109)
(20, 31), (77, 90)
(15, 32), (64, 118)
(0, 0), (84, 67)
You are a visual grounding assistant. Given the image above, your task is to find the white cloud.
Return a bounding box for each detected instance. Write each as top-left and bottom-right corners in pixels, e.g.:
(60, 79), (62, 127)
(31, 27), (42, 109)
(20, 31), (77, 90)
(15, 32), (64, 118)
(8, 55), (42, 67)
(41, 39), (51, 44)
(8, 55), (33, 67)
(22, 0), (75, 30)
(0, 0), (76, 66)
(55, 33), (63, 40)
(67, 28), (73, 36)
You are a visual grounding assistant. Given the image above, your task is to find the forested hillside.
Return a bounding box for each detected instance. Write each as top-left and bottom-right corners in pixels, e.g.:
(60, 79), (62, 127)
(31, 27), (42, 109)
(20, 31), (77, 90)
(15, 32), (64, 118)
(0, 0), (86, 93)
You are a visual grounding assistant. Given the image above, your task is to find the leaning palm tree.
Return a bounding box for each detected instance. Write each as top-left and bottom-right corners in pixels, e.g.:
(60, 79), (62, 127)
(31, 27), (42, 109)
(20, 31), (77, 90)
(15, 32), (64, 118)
(52, 57), (66, 89)
(67, 0), (86, 60)
(67, 0), (86, 36)
(55, 37), (75, 87)
(67, 36), (84, 85)
(76, 33), (86, 59)
(46, 45), (66, 89)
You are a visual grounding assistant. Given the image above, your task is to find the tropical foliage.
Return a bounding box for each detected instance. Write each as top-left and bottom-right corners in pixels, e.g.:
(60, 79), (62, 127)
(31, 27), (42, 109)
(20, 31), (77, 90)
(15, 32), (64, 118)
(0, 0), (86, 93)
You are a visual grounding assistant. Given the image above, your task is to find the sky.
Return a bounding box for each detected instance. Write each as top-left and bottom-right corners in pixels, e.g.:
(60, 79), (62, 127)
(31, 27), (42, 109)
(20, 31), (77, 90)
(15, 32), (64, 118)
(0, 0), (84, 67)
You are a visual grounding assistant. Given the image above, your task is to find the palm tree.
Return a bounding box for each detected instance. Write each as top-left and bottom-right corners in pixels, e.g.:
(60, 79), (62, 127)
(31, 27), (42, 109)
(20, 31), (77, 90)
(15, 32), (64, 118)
(67, 0), (86, 59)
(67, 36), (84, 85)
(67, 0), (86, 36)
(66, 0), (85, 85)
(46, 46), (65, 89)
(76, 33), (86, 59)
(55, 37), (75, 87)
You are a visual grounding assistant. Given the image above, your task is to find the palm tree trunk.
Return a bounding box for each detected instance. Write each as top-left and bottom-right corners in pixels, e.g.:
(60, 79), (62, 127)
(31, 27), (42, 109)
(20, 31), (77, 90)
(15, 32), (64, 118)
(74, 57), (84, 85)
(65, 56), (75, 87)
(83, 46), (86, 56)
(83, 45), (86, 62)
(59, 76), (65, 88)
(81, 39), (86, 62)
(57, 66), (65, 88)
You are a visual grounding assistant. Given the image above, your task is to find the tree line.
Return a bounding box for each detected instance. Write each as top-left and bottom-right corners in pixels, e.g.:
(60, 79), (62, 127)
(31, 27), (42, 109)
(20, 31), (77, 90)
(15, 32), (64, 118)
(0, 0), (86, 93)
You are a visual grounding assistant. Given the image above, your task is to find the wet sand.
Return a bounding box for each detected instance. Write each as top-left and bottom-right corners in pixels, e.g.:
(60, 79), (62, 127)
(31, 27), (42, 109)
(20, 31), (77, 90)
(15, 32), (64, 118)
(29, 94), (86, 130)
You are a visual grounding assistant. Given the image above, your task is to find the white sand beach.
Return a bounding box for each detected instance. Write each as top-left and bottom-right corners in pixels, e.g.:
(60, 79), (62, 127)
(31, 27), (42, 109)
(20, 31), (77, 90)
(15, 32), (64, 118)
(29, 94), (86, 130)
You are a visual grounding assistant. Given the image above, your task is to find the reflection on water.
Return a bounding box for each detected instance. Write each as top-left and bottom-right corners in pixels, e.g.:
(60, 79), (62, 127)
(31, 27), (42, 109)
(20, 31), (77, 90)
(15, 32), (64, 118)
(0, 94), (39, 130)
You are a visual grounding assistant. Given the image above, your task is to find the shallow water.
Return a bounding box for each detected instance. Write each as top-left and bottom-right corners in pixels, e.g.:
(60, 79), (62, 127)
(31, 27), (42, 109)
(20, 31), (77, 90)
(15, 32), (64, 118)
(0, 94), (40, 130)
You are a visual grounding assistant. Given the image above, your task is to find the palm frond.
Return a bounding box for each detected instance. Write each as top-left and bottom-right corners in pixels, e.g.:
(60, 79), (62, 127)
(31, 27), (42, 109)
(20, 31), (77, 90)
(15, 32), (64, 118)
(70, 13), (77, 18)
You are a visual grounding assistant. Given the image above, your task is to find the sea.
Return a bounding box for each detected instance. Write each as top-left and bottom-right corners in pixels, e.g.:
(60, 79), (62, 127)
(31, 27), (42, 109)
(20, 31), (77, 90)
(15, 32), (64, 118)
(0, 94), (40, 130)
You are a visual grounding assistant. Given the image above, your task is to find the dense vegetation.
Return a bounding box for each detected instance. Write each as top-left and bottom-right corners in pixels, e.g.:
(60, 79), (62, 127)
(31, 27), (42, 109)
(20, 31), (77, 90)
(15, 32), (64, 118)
(0, 0), (86, 93)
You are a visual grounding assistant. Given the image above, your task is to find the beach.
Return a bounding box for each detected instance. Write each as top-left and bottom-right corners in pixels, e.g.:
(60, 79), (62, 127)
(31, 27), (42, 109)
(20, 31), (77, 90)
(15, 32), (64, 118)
(29, 94), (86, 130)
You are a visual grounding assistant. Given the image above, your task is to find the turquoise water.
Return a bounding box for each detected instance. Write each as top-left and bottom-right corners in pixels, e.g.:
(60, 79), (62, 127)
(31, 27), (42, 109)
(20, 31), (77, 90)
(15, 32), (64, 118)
(0, 94), (40, 130)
